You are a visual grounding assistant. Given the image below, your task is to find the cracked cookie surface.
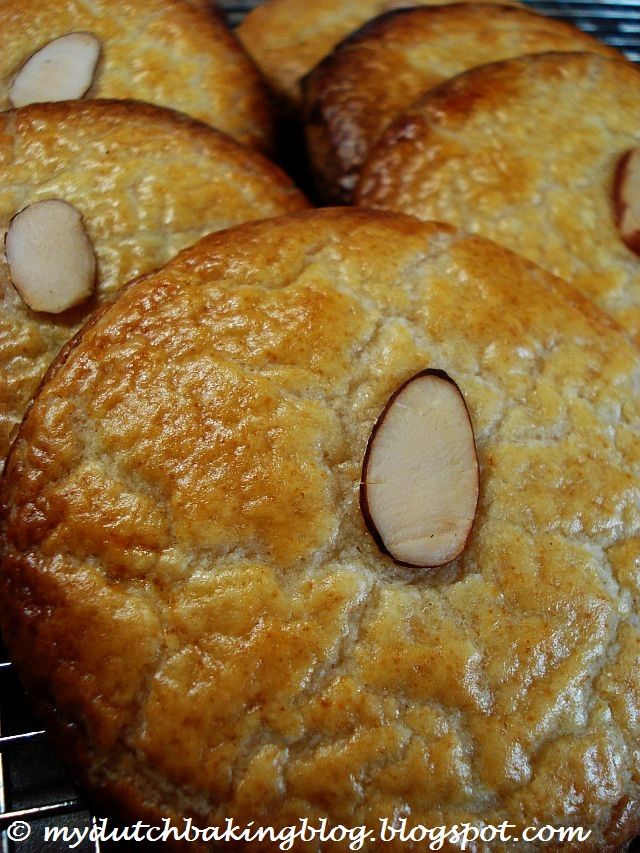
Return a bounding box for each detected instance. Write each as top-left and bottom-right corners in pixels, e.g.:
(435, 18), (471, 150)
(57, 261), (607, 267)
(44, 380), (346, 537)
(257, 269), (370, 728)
(2, 209), (640, 851)
(357, 52), (640, 345)
(0, 0), (272, 150)
(0, 100), (307, 468)
(304, 5), (620, 202)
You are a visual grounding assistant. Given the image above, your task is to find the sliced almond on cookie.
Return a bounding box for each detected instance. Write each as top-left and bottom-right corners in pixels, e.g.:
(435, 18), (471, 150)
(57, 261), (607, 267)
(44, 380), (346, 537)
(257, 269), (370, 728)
(9, 33), (101, 108)
(5, 199), (96, 314)
(360, 369), (479, 568)
(614, 148), (640, 256)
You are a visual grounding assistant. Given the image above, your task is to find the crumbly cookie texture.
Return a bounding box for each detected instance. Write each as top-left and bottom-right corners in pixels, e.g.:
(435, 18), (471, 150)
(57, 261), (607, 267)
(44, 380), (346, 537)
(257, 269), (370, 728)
(304, 5), (621, 202)
(0, 100), (307, 467)
(357, 52), (640, 344)
(0, 0), (272, 150)
(238, 0), (520, 110)
(2, 210), (640, 851)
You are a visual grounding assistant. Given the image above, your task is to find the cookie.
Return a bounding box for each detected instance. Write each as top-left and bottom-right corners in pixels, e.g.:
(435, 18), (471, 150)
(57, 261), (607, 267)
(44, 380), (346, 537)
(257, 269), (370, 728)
(305, 5), (621, 202)
(238, 0), (521, 111)
(357, 52), (640, 342)
(0, 0), (272, 151)
(3, 208), (640, 851)
(0, 99), (307, 468)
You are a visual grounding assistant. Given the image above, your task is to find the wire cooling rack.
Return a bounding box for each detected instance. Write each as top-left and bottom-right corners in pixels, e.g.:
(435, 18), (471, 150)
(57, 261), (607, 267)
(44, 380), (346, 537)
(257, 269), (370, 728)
(1, 1), (639, 851)
(527, 0), (639, 58)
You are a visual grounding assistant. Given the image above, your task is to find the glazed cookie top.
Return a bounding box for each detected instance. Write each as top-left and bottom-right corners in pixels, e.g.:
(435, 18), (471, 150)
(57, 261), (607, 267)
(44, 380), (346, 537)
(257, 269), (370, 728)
(0, 99), (307, 467)
(304, 5), (620, 202)
(238, 0), (521, 110)
(0, 0), (272, 150)
(357, 52), (640, 343)
(2, 209), (640, 851)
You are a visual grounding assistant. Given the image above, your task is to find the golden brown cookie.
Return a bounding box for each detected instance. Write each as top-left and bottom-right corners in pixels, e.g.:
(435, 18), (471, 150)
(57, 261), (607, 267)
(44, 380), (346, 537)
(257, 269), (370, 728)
(305, 5), (621, 202)
(357, 51), (640, 343)
(3, 208), (640, 851)
(0, 0), (272, 151)
(238, 0), (521, 111)
(0, 99), (307, 468)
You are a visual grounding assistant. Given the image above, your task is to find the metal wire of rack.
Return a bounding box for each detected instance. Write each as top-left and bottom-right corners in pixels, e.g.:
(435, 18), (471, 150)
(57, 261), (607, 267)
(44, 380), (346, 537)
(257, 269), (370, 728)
(527, 0), (640, 59)
(0, 1), (639, 851)
(0, 637), (100, 852)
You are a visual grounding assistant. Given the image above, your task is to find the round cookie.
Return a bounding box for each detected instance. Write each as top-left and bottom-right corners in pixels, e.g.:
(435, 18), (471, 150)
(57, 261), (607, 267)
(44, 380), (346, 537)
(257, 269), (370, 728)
(0, 99), (307, 468)
(357, 52), (640, 342)
(238, 0), (521, 111)
(304, 5), (621, 202)
(2, 208), (640, 851)
(0, 0), (272, 151)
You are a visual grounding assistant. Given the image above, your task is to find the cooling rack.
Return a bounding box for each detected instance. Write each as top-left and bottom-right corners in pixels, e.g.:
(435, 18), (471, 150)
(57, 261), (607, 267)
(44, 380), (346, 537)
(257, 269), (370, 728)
(1, 1), (639, 851)
(527, 0), (639, 58)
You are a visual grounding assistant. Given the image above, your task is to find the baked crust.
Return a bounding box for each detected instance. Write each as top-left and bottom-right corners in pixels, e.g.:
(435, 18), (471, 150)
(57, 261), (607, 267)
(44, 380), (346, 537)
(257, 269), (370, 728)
(238, 0), (521, 111)
(357, 52), (640, 344)
(2, 208), (640, 851)
(304, 5), (621, 202)
(0, 99), (307, 468)
(0, 0), (272, 151)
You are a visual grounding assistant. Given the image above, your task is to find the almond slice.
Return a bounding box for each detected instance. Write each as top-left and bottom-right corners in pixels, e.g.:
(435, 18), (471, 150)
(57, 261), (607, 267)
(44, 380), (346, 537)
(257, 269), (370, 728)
(9, 32), (101, 108)
(5, 199), (96, 314)
(614, 148), (640, 256)
(360, 369), (479, 568)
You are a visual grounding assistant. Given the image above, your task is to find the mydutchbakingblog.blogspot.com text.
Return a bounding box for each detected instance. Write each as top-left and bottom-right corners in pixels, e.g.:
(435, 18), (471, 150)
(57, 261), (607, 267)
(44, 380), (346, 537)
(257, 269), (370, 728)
(5, 816), (593, 849)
